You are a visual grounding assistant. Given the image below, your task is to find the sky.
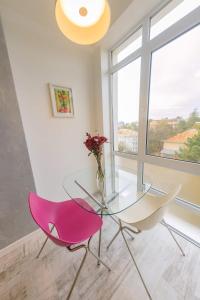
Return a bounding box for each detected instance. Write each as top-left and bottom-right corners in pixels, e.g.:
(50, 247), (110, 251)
(117, 1), (200, 123)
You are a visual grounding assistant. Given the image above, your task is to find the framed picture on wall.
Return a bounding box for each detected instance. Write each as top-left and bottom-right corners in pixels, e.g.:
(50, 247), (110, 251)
(49, 84), (74, 118)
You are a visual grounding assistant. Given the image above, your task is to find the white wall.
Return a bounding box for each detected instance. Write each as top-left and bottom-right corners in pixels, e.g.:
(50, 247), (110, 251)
(0, 7), (96, 200)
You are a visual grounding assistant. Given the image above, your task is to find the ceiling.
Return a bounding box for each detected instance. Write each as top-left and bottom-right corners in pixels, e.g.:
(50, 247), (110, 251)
(0, 0), (134, 50)
(0, 0), (134, 28)
(109, 0), (133, 23)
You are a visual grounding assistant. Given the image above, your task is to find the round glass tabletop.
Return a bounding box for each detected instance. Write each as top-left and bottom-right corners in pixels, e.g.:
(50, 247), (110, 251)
(63, 167), (151, 216)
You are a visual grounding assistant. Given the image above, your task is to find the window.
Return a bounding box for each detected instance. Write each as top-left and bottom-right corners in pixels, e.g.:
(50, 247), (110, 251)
(115, 156), (137, 175)
(113, 58), (141, 154)
(147, 25), (200, 163)
(144, 163), (200, 206)
(150, 0), (200, 39)
(112, 27), (142, 65)
(109, 0), (200, 219)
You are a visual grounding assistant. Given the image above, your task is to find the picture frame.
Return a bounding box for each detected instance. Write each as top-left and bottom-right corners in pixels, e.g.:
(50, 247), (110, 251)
(49, 83), (74, 118)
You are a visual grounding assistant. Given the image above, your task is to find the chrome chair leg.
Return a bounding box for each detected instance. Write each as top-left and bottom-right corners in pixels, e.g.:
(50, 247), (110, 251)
(120, 222), (152, 300)
(36, 225), (55, 259)
(107, 228), (121, 250)
(123, 226), (140, 235)
(36, 236), (49, 259)
(106, 223), (139, 250)
(66, 238), (111, 300)
(88, 237), (111, 271)
(88, 249), (111, 271)
(110, 215), (135, 240)
(162, 219), (185, 256)
(67, 245), (88, 300)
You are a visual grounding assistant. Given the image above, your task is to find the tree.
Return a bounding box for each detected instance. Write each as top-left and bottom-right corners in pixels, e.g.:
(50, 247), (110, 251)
(176, 118), (188, 133)
(174, 110), (200, 134)
(187, 109), (200, 129)
(122, 122), (138, 131)
(177, 130), (200, 163)
(148, 120), (176, 155)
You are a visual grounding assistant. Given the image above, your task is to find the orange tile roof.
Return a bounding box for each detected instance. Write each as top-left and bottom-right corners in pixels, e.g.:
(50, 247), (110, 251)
(165, 129), (198, 143)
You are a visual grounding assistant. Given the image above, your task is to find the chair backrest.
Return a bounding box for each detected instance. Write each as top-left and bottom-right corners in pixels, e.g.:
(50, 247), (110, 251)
(135, 185), (182, 231)
(161, 184), (182, 206)
(28, 192), (69, 246)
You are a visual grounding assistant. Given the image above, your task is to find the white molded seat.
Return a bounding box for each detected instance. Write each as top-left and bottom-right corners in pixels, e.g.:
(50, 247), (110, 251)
(107, 185), (185, 300)
(117, 185), (182, 231)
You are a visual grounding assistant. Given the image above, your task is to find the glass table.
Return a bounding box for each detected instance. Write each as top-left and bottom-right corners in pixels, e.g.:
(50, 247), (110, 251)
(63, 167), (151, 264)
(63, 167), (151, 215)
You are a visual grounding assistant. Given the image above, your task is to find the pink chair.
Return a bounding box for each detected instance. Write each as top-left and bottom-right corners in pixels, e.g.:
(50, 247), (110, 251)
(28, 192), (110, 300)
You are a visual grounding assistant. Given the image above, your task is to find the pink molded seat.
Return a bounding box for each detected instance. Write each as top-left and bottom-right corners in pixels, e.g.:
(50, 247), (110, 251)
(29, 192), (102, 247)
(28, 192), (110, 300)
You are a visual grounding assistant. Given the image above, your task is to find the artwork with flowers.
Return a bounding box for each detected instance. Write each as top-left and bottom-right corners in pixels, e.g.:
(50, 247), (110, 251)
(49, 84), (74, 118)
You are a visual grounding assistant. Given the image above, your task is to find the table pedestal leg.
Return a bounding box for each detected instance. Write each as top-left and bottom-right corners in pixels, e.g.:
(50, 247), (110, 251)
(97, 211), (103, 266)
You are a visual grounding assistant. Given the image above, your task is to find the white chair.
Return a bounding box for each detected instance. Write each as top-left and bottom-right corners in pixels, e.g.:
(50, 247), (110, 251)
(107, 185), (185, 300)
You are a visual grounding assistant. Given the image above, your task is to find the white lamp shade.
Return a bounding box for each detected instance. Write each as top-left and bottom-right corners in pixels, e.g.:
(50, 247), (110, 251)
(55, 0), (111, 45)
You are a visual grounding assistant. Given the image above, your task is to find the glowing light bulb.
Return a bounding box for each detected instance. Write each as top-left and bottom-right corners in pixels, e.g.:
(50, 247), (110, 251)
(60, 0), (106, 27)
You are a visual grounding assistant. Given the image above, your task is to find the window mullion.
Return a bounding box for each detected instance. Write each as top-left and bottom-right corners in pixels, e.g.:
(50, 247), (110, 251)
(149, 6), (200, 53)
(110, 48), (142, 74)
(137, 17), (151, 190)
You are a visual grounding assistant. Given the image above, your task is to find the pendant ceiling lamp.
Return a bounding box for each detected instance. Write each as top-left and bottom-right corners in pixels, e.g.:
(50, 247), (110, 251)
(55, 0), (111, 45)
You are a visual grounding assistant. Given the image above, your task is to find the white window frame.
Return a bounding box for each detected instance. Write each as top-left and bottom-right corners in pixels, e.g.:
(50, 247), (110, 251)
(109, 1), (200, 200)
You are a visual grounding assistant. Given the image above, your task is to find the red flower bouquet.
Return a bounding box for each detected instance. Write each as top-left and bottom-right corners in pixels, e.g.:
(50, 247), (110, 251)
(84, 133), (107, 185)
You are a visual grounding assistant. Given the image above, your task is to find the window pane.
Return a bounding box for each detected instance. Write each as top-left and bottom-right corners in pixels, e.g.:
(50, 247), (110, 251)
(113, 58), (141, 154)
(150, 0), (200, 39)
(112, 28), (142, 65)
(114, 156), (138, 194)
(115, 156), (137, 175)
(147, 25), (200, 163)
